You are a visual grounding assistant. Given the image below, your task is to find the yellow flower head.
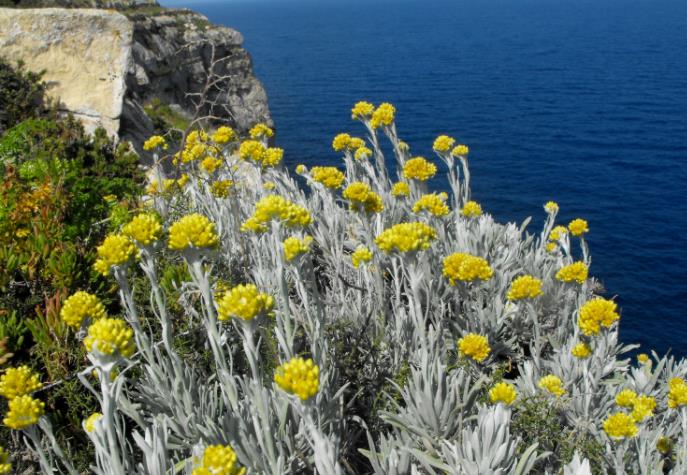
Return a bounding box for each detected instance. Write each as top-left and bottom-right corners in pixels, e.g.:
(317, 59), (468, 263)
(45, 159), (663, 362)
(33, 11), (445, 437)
(262, 147), (284, 168)
(3, 395), (44, 430)
(354, 146), (372, 161)
(0, 445), (10, 474)
(615, 389), (638, 408)
(433, 135), (455, 153)
(555, 261), (588, 284)
(311, 166), (345, 190)
(370, 102), (395, 129)
(296, 164), (307, 174)
(451, 144), (469, 156)
(443, 252), (493, 284)
(549, 225), (568, 241)
(538, 375), (565, 397)
(187, 130), (208, 145)
(212, 126), (235, 144)
(351, 101), (375, 119)
(122, 214), (162, 247)
(192, 444), (246, 475)
(403, 157), (437, 181)
(375, 222), (437, 253)
(143, 135), (167, 151)
(637, 353), (649, 364)
(603, 412), (638, 439)
(211, 180), (234, 199)
(668, 377), (687, 409)
(489, 382), (517, 405)
(283, 236), (313, 262)
(60, 291), (107, 329)
(168, 214), (219, 251)
(568, 218), (589, 237)
(461, 201), (483, 218)
(457, 333), (491, 362)
(657, 436), (673, 454)
(332, 133), (351, 152)
(239, 140), (266, 162)
(84, 412), (103, 433)
(351, 245), (373, 269)
(631, 395), (656, 422)
(249, 123), (274, 139)
(507, 275), (543, 300)
(571, 343), (592, 359)
(391, 181), (410, 198)
(216, 284), (274, 322)
(241, 195), (312, 233)
(412, 193), (450, 217)
(578, 298), (619, 336)
(342, 182), (384, 213)
(546, 242), (557, 253)
(0, 366), (42, 400)
(84, 318), (135, 358)
(274, 357), (319, 401)
(200, 156), (223, 174)
(94, 234), (136, 276)
(544, 201), (559, 214)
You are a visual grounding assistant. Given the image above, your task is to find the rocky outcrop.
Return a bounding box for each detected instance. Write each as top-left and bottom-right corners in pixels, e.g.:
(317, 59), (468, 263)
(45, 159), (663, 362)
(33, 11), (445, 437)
(0, 8), (132, 136)
(0, 4), (271, 150)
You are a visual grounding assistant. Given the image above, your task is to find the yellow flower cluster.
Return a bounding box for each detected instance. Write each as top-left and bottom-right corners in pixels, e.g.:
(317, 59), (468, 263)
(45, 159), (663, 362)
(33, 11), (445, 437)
(249, 123), (274, 139)
(544, 201), (559, 214)
(538, 375), (565, 397)
(0, 446), (9, 474)
(354, 146), (372, 161)
(402, 157), (437, 181)
(192, 444), (246, 475)
(351, 245), (373, 268)
(578, 298), (619, 336)
(239, 140), (265, 162)
(168, 214), (219, 251)
(200, 156), (223, 174)
(443, 252), (493, 284)
(84, 318), (135, 358)
(432, 135), (455, 153)
(457, 333), (491, 362)
(375, 222), (437, 253)
(143, 135), (167, 151)
(391, 182), (410, 198)
(211, 180), (234, 198)
(296, 164), (307, 174)
(451, 144), (469, 156)
(489, 382), (517, 405)
(212, 126), (236, 144)
(549, 225), (568, 241)
(0, 366), (42, 400)
(351, 101), (374, 119)
(370, 102), (395, 128)
(630, 395), (656, 422)
(60, 291), (107, 329)
(274, 357), (319, 401)
(555, 261), (588, 284)
(507, 275), (543, 300)
(3, 395), (44, 430)
(668, 378), (687, 409)
(461, 201), (483, 218)
(263, 147), (284, 167)
(216, 284), (274, 321)
(637, 353), (649, 364)
(571, 343), (592, 359)
(616, 389), (637, 408)
(241, 195), (312, 233)
(412, 193), (450, 217)
(310, 166), (345, 190)
(342, 182), (384, 213)
(283, 236), (313, 261)
(568, 218), (589, 236)
(332, 133), (352, 151)
(84, 412), (103, 433)
(93, 234), (136, 276)
(603, 412), (638, 439)
(122, 214), (162, 246)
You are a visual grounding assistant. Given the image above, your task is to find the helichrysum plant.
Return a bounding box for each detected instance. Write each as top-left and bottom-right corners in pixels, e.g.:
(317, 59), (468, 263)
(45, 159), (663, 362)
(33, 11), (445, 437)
(10, 101), (687, 475)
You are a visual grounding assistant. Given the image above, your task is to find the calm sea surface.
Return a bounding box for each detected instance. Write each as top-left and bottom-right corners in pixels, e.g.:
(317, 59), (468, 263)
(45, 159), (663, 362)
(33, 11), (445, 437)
(165, 0), (687, 356)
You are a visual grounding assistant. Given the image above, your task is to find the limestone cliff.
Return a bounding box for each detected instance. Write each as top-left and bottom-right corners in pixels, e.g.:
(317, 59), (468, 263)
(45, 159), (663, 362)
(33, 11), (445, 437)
(0, 3), (272, 150)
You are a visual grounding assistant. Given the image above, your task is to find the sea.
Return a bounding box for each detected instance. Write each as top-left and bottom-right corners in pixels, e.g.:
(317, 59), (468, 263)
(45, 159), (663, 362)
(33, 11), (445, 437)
(162, 0), (687, 356)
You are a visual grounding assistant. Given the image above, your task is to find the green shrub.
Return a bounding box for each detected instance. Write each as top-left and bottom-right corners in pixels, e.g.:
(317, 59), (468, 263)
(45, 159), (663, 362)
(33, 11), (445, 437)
(0, 58), (45, 135)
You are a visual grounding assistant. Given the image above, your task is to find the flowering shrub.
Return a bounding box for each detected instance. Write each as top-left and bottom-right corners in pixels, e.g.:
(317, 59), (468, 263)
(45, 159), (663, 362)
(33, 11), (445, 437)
(3, 101), (687, 474)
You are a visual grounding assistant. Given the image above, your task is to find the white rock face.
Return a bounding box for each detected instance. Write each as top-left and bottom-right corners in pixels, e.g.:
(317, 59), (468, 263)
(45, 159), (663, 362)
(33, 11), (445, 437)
(0, 8), (132, 137)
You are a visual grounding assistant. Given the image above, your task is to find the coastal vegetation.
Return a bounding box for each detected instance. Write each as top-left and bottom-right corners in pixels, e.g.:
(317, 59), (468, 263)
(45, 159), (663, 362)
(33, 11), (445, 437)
(1, 57), (686, 474)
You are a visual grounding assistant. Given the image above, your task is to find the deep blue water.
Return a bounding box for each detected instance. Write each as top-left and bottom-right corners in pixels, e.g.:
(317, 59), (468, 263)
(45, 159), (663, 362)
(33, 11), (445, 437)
(164, 0), (687, 356)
